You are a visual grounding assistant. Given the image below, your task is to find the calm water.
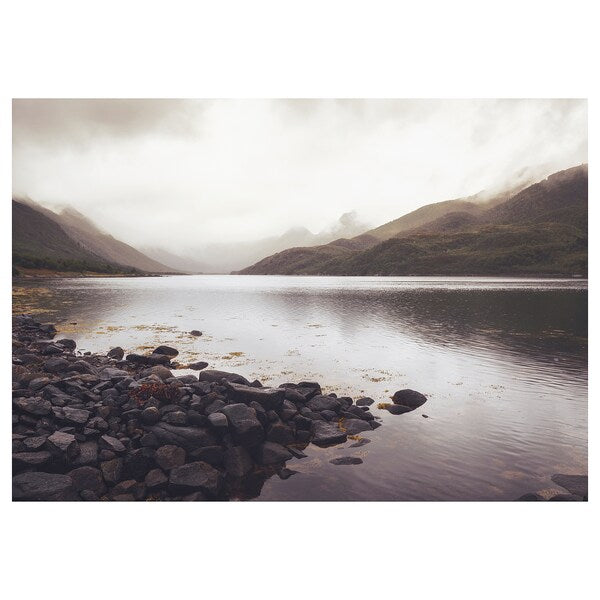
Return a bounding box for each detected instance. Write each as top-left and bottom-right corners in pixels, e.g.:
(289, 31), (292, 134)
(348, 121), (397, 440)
(14, 275), (588, 501)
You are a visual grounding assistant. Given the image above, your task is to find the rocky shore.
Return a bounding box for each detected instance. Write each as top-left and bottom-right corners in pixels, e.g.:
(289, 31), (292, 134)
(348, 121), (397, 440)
(12, 314), (430, 501)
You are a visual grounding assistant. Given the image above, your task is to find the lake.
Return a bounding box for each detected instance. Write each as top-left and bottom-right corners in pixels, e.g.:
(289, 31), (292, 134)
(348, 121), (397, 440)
(13, 275), (588, 501)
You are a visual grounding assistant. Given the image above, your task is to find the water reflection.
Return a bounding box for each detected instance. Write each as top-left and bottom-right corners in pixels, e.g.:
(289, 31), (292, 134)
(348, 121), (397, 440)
(13, 275), (587, 500)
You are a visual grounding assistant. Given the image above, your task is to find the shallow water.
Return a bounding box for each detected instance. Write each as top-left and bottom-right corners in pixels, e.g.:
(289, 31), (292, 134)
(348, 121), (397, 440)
(14, 275), (587, 500)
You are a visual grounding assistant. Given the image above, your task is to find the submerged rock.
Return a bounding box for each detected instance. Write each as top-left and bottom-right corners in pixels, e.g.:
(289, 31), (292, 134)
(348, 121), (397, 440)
(329, 456), (363, 465)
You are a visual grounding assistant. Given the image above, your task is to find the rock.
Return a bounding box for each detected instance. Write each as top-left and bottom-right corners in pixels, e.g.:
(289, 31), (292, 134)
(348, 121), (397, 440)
(220, 404), (264, 447)
(225, 382), (285, 410)
(126, 353), (147, 365)
(190, 330), (202, 336)
(169, 461), (223, 497)
(548, 493), (584, 501)
(111, 480), (146, 500)
(100, 458), (124, 485)
(155, 445), (186, 471)
(149, 365), (174, 381)
(224, 446), (254, 478)
(205, 398), (226, 414)
(278, 468), (297, 480)
(145, 468), (168, 490)
(329, 456), (363, 465)
(15, 396), (52, 416)
(254, 441), (292, 465)
(356, 397), (374, 406)
(311, 421), (347, 447)
(99, 435), (126, 453)
(307, 395), (342, 412)
(68, 466), (106, 494)
(517, 493), (542, 501)
(72, 441), (99, 466)
(141, 406), (161, 425)
(56, 338), (76, 350)
(267, 422), (295, 445)
(384, 404), (413, 415)
(23, 436), (47, 451)
(13, 451), (52, 470)
(124, 448), (155, 480)
(551, 474), (588, 499)
(163, 410), (187, 426)
(153, 345), (179, 357)
(80, 490), (100, 501)
(145, 423), (217, 451)
(60, 407), (91, 425)
(342, 418), (372, 435)
(193, 446), (224, 467)
(44, 357), (70, 373)
(46, 431), (80, 459)
(107, 347), (125, 360)
(208, 412), (229, 429)
(392, 389), (427, 409)
(350, 437), (371, 447)
(42, 344), (63, 355)
(99, 367), (130, 380)
(147, 353), (171, 366)
(287, 446), (308, 459)
(198, 369), (251, 386)
(13, 472), (77, 501)
(187, 361), (209, 371)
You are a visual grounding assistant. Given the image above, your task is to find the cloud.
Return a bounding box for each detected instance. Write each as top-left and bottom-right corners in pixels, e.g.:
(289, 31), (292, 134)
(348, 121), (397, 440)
(12, 99), (587, 259)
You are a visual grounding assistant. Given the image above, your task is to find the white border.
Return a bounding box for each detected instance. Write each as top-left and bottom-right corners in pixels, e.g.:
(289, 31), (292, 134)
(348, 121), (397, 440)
(1, 2), (595, 599)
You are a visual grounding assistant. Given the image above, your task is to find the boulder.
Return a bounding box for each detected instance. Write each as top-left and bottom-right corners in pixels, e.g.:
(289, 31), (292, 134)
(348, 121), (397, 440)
(141, 406), (161, 425)
(220, 404), (264, 447)
(306, 395), (342, 413)
(190, 330), (202, 336)
(169, 461), (223, 497)
(13, 451), (52, 470)
(59, 407), (91, 425)
(46, 431), (80, 459)
(224, 446), (254, 478)
(44, 357), (70, 373)
(145, 423), (217, 451)
(145, 468), (168, 491)
(153, 345), (179, 357)
(124, 448), (156, 480)
(225, 382), (285, 410)
(99, 435), (126, 453)
(187, 361), (209, 371)
(254, 441), (292, 465)
(198, 369), (251, 386)
(208, 412), (229, 429)
(329, 456), (363, 465)
(356, 397), (374, 406)
(266, 422), (295, 445)
(311, 421), (347, 447)
(385, 404), (413, 415)
(155, 445), (186, 471)
(551, 474), (588, 499)
(107, 347), (125, 360)
(13, 472), (77, 501)
(68, 466), (106, 494)
(14, 396), (52, 416)
(342, 418), (372, 435)
(100, 458), (124, 485)
(392, 389), (427, 409)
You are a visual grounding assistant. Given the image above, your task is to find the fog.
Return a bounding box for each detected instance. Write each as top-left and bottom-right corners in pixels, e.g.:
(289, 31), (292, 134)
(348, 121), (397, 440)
(13, 99), (587, 264)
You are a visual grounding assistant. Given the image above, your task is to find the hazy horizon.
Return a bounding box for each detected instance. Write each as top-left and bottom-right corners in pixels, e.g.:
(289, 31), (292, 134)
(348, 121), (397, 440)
(13, 99), (587, 263)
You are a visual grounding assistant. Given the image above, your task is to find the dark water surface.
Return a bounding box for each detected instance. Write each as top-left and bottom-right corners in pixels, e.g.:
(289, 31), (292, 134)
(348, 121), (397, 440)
(14, 275), (587, 500)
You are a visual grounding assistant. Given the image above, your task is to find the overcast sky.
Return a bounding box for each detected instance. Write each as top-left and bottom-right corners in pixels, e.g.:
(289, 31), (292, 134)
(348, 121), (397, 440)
(12, 99), (587, 252)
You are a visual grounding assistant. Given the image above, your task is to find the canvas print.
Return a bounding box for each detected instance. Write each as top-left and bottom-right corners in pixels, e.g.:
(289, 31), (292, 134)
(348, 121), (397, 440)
(11, 99), (587, 501)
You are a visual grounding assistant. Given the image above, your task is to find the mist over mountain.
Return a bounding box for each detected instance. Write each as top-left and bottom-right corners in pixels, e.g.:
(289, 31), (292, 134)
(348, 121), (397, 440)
(236, 165), (588, 276)
(141, 211), (369, 273)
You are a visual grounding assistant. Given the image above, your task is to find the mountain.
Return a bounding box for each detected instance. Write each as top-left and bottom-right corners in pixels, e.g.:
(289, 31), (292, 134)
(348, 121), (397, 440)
(13, 199), (175, 275)
(51, 206), (174, 273)
(236, 164), (588, 276)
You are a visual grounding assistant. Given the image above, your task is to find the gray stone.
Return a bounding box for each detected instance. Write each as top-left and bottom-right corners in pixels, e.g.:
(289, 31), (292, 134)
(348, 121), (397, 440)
(13, 451), (52, 469)
(392, 389), (427, 409)
(155, 445), (186, 471)
(198, 369), (251, 386)
(225, 382), (285, 410)
(551, 474), (588, 499)
(145, 423), (217, 451)
(224, 446), (254, 478)
(342, 418), (372, 435)
(329, 456), (363, 465)
(254, 441), (292, 465)
(99, 435), (126, 453)
(100, 458), (124, 485)
(311, 421), (347, 447)
(153, 345), (179, 357)
(145, 468), (168, 490)
(208, 412), (229, 429)
(306, 395), (342, 413)
(220, 404), (264, 447)
(187, 361), (208, 371)
(169, 461), (223, 497)
(15, 396), (52, 416)
(13, 472), (77, 501)
(44, 357), (70, 373)
(46, 431), (80, 459)
(107, 347), (125, 360)
(68, 466), (106, 494)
